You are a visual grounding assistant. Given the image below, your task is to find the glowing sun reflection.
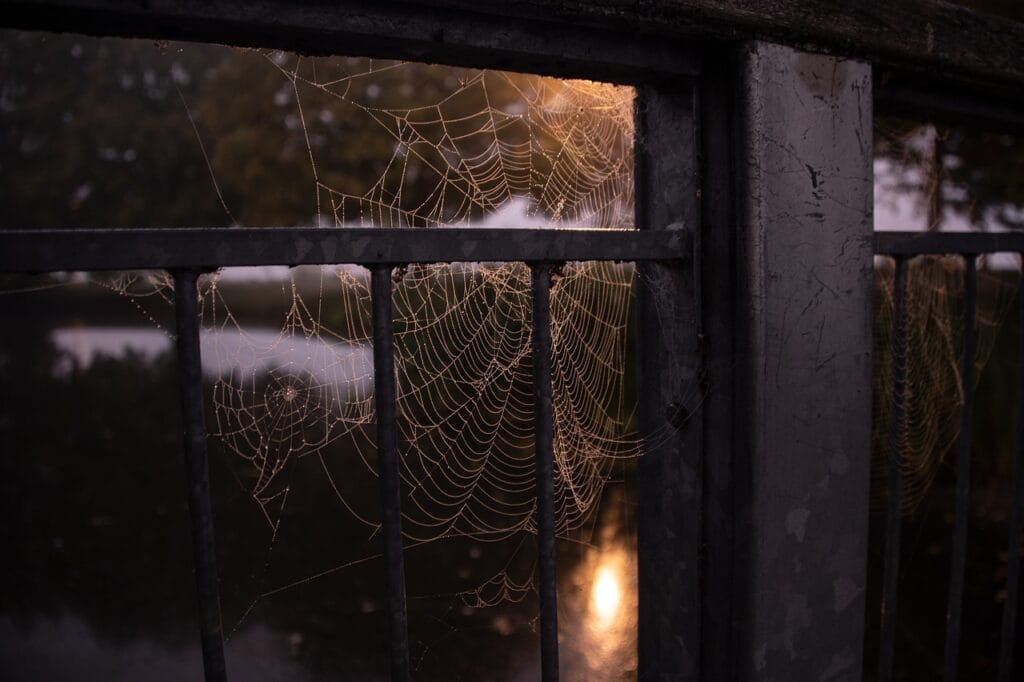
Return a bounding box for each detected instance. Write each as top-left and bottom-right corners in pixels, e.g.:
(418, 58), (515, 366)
(591, 563), (622, 626)
(562, 484), (637, 678)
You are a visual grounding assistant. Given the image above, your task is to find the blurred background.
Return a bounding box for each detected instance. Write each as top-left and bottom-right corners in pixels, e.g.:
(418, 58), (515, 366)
(1, 22), (1024, 681)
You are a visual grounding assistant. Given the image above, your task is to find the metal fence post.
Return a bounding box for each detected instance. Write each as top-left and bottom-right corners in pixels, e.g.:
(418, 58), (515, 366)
(172, 269), (228, 682)
(370, 264), (411, 682)
(733, 42), (874, 681)
(530, 262), (560, 681)
(878, 255), (909, 682)
(634, 81), (702, 681)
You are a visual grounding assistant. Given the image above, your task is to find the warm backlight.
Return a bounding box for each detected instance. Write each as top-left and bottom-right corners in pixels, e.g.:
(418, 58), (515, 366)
(591, 564), (622, 625)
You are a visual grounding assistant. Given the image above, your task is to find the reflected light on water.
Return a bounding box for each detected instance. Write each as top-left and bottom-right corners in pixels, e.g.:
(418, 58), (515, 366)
(574, 542), (636, 677)
(591, 563), (622, 627)
(564, 487), (637, 679)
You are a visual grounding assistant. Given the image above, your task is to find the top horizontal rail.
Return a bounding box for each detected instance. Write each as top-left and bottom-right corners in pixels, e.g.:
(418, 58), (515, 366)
(423, 0), (1024, 90)
(874, 230), (1024, 256)
(5, 0), (1024, 92)
(874, 76), (1024, 134)
(0, 227), (689, 273)
(2, 0), (700, 84)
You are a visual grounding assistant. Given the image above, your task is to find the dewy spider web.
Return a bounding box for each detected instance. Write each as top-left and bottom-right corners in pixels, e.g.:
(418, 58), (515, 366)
(872, 255), (1019, 513)
(872, 121), (1023, 515)
(110, 50), (648, 621)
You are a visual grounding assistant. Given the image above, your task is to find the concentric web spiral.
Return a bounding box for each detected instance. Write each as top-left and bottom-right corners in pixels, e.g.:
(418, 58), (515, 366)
(105, 51), (645, 618)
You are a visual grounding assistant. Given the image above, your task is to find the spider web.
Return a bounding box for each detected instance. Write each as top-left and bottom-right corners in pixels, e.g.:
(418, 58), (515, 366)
(95, 51), (645, 626)
(872, 255), (1019, 513)
(872, 121), (1023, 514)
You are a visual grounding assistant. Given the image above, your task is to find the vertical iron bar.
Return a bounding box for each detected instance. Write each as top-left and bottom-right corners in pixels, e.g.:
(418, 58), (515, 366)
(531, 263), (560, 682)
(879, 255), (909, 682)
(172, 270), (228, 682)
(944, 254), (978, 682)
(370, 265), (410, 682)
(998, 261), (1024, 682)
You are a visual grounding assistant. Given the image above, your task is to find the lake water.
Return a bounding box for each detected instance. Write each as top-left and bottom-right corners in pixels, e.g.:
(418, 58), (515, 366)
(2, 308), (639, 680)
(50, 325), (374, 399)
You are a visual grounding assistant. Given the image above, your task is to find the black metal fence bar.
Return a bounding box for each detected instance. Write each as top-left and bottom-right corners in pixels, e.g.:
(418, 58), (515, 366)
(172, 270), (228, 682)
(879, 255), (908, 682)
(4, 0), (702, 85)
(874, 82), (1024, 135)
(0, 227), (687, 274)
(999, 264), (1024, 682)
(943, 255), (978, 682)
(530, 263), (560, 681)
(370, 265), (411, 682)
(876, 231), (1024, 256)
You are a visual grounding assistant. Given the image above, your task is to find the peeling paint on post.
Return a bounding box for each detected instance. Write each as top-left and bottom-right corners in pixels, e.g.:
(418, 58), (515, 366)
(733, 43), (873, 682)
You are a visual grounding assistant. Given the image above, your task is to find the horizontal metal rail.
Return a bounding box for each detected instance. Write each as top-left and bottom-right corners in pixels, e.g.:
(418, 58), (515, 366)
(875, 231), (1024, 256)
(875, 79), (1024, 134)
(7, 0), (1024, 92)
(4, 0), (700, 84)
(0, 227), (687, 273)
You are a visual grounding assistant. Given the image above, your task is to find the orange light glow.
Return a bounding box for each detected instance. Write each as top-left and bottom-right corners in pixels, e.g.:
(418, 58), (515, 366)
(591, 564), (622, 626)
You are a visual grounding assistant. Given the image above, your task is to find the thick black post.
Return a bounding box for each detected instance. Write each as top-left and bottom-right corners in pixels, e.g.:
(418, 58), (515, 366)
(999, 269), (1024, 682)
(530, 262), (560, 682)
(699, 49), (739, 682)
(879, 255), (909, 682)
(944, 255), (978, 682)
(734, 43), (873, 681)
(172, 269), (228, 682)
(370, 265), (411, 682)
(634, 82), (702, 681)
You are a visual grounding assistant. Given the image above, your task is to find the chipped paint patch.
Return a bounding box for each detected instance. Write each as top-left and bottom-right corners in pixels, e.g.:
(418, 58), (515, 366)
(819, 652), (854, 680)
(786, 507), (811, 542)
(832, 576), (861, 612)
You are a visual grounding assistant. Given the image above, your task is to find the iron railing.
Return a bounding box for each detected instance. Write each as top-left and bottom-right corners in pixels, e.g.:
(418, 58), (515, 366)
(6, 2), (1022, 678)
(0, 226), (688, 682)
(873, 231), (1024, 682)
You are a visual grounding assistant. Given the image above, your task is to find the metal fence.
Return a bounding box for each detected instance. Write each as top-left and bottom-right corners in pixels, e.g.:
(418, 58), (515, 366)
(0, 227), (687, 682)
(4, 2), (1024, 681)
(873, 231), (1024, 682)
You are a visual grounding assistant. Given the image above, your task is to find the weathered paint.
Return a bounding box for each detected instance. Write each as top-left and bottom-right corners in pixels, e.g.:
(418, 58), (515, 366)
(733, 42), (873, 682)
